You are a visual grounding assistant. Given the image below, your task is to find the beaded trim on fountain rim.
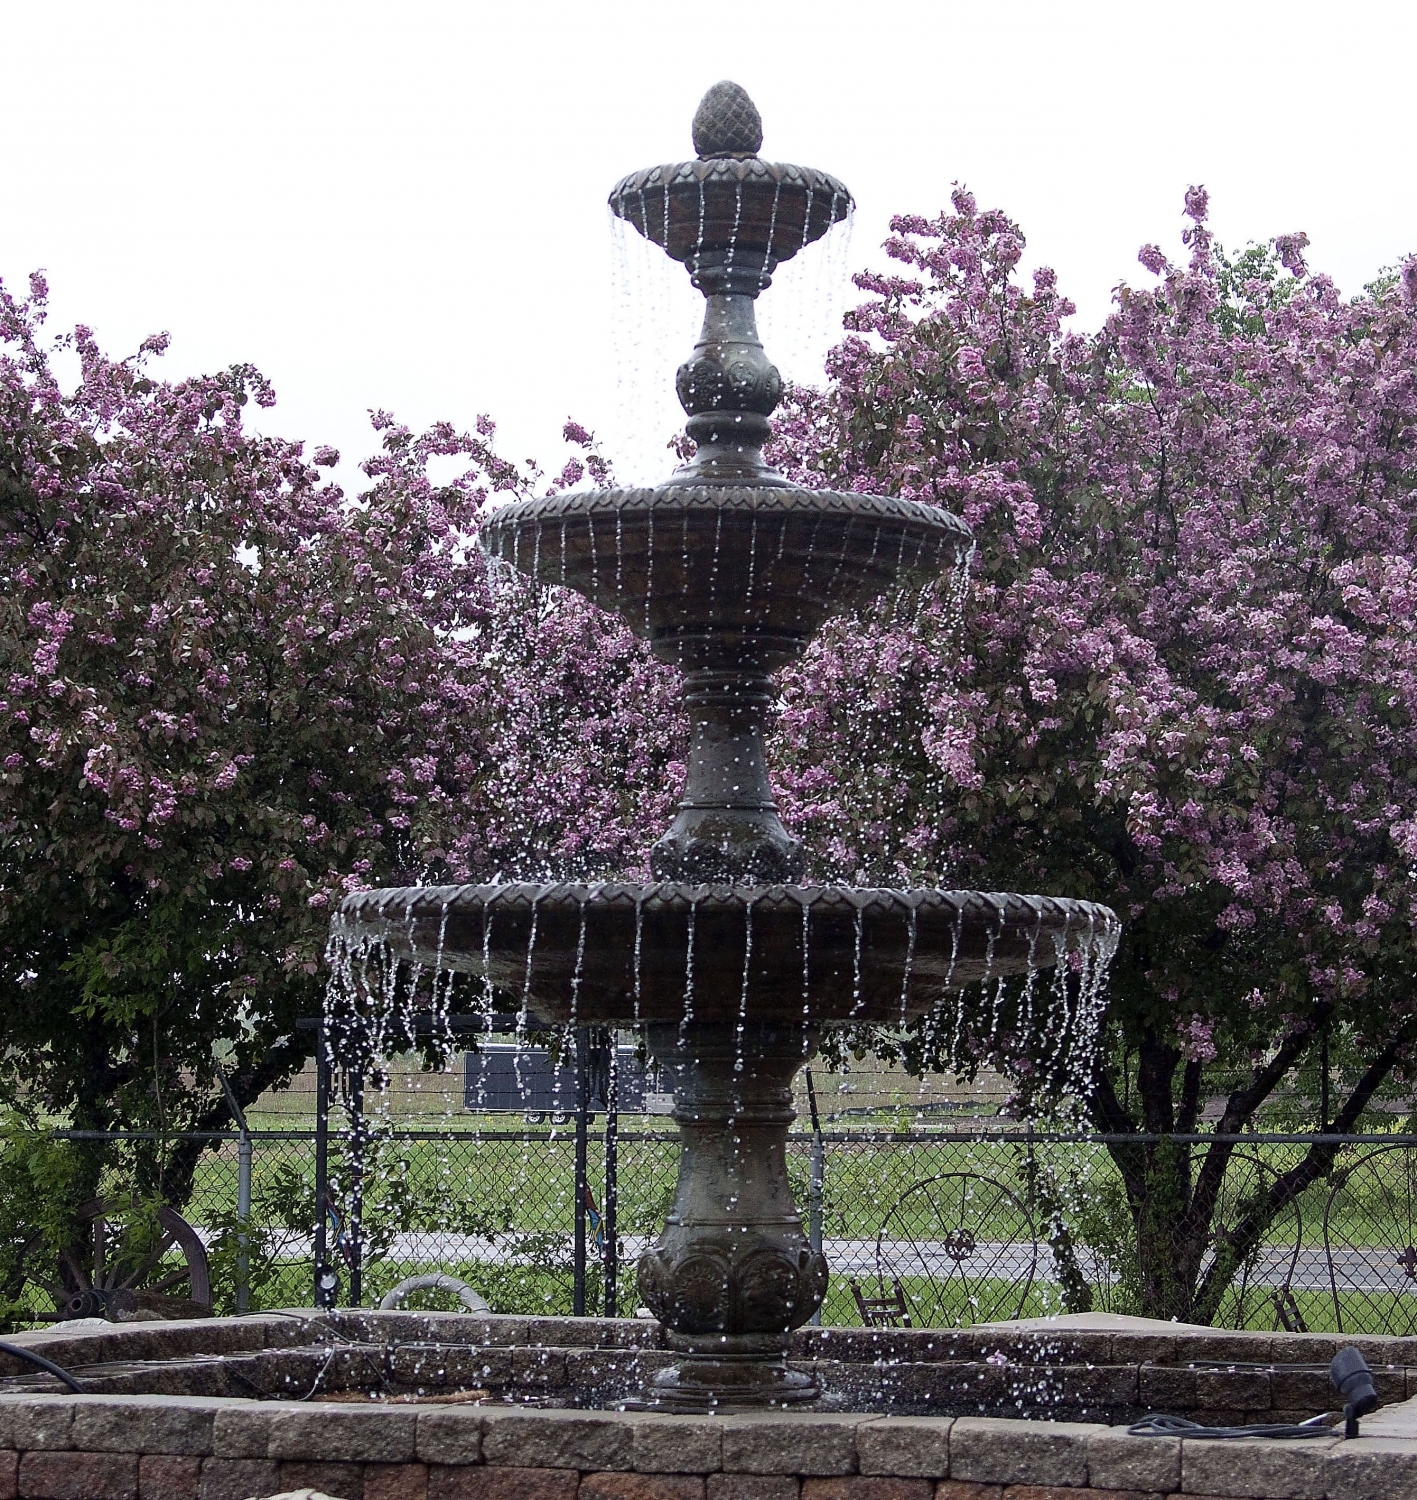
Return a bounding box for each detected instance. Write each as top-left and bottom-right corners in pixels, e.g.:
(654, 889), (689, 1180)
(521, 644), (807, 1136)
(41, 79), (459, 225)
(610, 159), (854, 215)
(478, 485), (975, 539)
(338, 882), (1118, 935)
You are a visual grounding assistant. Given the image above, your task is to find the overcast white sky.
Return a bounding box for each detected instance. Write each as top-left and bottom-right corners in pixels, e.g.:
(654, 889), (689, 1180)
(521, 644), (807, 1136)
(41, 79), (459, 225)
(4, 0), (1413, 493)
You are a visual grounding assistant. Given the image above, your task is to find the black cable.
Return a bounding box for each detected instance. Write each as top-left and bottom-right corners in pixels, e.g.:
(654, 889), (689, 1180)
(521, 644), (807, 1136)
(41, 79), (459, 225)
(1130, 1347), (1379, 1441)
(0, 1339), (83, 1394)
(1128, 1412), (1338, 1439)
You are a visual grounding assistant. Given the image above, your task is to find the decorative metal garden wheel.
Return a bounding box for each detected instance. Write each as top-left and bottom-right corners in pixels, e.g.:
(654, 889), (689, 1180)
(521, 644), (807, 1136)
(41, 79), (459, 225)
(871, 1171), (1038, 1328)
(1207, 1151), (1307, 1332)
(19, 1196), (212, 1322)
(1323, 1146), (1417, 1335)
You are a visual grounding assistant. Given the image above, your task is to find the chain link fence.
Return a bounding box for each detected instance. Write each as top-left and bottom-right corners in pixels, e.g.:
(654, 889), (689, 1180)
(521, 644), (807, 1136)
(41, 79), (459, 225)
(8, 1121), (1417, 1336)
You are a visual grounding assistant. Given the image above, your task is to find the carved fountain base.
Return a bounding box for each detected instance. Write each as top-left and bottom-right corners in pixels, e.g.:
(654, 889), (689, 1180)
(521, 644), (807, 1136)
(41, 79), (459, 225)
(635, 1021), (828, 1407)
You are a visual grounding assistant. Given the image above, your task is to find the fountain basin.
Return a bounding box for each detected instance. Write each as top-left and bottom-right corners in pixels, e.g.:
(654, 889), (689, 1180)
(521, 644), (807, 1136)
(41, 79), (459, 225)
(5, 1311), (1413, 1417)
(335, 883), (1118, 1027)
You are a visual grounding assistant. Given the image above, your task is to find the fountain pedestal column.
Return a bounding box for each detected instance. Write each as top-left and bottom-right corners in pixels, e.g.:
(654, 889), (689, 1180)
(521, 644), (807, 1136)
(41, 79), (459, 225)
(649, 670), (804, 885)
(637, 1020), (827, 1407)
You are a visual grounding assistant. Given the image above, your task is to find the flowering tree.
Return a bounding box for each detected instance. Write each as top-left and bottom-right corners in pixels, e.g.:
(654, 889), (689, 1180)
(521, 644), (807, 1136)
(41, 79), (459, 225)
(0, 270), (679, 1255)
(766, 191), (1417, 1320)
(0, 274), (513, 1205)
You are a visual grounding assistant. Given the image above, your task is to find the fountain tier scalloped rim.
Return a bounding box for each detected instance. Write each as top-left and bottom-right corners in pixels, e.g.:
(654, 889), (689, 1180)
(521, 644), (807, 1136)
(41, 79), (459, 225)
(333, 882), (1119, 1027)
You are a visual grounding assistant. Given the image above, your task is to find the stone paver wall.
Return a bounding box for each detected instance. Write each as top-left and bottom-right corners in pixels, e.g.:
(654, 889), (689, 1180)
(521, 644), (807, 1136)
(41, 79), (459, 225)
(2, 1394), (1416, 1500)
(6, 1316), (1417, 1426)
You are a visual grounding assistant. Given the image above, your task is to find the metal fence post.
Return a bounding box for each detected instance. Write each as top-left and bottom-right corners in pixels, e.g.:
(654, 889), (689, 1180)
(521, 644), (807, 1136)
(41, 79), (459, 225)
(235, 1133), (252, 1313)
(313, 1024), (334, 1308)
(348, 1066), (365, 1308)
(573, 1028), (589, 1317)
(806, 1069), (824, 1326)
(216, 1064), (252, 1315)
(604, 1042), (619, 1319)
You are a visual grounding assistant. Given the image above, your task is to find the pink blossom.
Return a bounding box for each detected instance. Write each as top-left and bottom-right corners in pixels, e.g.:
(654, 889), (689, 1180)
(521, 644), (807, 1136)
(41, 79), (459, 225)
(1274, 232), (1310, 276)
(1137, 244), (1168, 276)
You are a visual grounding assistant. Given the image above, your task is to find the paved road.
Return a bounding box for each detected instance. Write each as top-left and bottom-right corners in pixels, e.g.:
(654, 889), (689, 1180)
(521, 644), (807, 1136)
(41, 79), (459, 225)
(248, 1229), (1417, 1297)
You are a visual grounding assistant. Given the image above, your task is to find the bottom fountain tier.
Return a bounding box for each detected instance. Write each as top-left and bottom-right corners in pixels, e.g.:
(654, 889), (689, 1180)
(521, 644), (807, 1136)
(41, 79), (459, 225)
(328, 881), (1119, 1407)
(334, 881), (1118, 1027)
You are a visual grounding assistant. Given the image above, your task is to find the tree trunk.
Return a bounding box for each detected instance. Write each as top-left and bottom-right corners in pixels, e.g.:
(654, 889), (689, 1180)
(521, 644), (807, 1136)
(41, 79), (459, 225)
(1089, 1007), (1406, 1323)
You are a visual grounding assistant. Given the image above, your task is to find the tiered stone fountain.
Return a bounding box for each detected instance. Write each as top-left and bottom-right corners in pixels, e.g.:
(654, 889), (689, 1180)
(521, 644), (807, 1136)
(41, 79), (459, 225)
(336, 82), (1118, 1409)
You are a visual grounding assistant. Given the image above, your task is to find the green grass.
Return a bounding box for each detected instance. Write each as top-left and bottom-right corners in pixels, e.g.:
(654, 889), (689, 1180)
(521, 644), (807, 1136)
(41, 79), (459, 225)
(13, 1129), (1417, 1334)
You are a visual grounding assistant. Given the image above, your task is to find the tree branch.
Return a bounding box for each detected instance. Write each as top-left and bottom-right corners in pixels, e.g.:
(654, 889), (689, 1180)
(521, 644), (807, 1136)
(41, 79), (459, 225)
(1182, 999), (1337, 1266)
(1192, 1017), (1412, 1321)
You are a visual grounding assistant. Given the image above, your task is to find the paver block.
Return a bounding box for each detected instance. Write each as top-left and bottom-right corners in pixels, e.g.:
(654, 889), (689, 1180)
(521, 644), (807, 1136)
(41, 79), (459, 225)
(266, 1406), (418, 1463)
(416, 1411), (485, 1466)
(580, 1473), (705, 1500)
(706, 1478), (798, 1500)
(137, 1455), (201, 1500)
(720, 1416), (866, 1477)
(1058, 1368), (1138, 1410)
(1106, 1334), (1179, 1366)
(629, 1416), (722, 1474)
(364, 1462), (431, 1500)
(1187, 1334), (1273, 1365)
(19, 1450), (138, 1500)
(1182, 1434), (1337, 1499)
(856, 1420), (952, 1479)
(1084, 1427), (1179, 1492)
(196, 1457), (280, 1500)
(0, 1452), (16, 1500)
(1358, 1391), (1417, 1439)
(1000, 1488), (1162, 1499)
(210, 1405), (285, 1459)
(565, 1352), (674, 1391)
(0, 1400), (75, 1452)
(391, 1345), (512, 1391)
(1266, 1371), (1332, 1412)
(72, 1397), (225, 1456)
(1137, 1367), (1194, 1411)
(1372, 1338), (1417, 1367)
(1192, 1370), (1271, 1411)
(1323, 1436), (1417, 1500)
(481, 1410), (633, 1471)
(801, 1478), (932, 1500)
(947, 1420), (1094, 1487)
(510, 1351), (568, 1388)
(428, 1466), (580, 1500)
(277, 1458), (366, 1499)
(999, 1488), (1156, 1499)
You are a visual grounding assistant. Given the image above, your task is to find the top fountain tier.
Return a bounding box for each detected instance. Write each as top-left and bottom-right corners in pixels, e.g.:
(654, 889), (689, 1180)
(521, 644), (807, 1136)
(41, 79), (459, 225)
(480, 84), (971, 680)
(609, 80), (854, 297)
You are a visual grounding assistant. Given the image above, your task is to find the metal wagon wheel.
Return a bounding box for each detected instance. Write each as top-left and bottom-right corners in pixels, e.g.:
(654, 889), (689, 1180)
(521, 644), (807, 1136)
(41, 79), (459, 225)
(19, 1196), (211, 1322)
(1323, 1146), (1417, 1336)
(873, 1171), (1038, 1328)
(1208, 1151), (1306, 1332)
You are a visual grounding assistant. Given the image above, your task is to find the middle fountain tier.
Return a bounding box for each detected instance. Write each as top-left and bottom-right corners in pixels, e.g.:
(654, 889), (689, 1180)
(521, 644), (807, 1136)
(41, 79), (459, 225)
(334, 81), (1118, 1409)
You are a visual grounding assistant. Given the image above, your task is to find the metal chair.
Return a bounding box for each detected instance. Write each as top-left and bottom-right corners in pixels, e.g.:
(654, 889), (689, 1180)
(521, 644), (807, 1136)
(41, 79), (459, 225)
(850, 1276), (912, 1327)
